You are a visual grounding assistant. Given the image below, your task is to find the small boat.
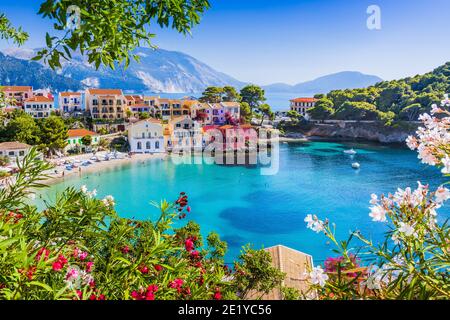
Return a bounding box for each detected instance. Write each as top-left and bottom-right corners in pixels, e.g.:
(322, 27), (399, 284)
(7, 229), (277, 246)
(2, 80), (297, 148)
(352, 162), (360, 169)
(344, 149), (357, 155)
(65, 165), (73, 171)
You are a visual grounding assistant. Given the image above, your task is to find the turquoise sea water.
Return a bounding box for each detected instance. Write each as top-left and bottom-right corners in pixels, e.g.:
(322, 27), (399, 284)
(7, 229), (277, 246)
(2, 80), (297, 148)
(36, 141), (450, 263)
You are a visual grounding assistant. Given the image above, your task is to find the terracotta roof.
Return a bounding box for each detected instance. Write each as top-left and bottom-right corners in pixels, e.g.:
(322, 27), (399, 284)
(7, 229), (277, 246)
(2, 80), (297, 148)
(67, 129), (98, 138)
(0, 141), (31, 150)
(25, 96), (54, 103)
(0, 86), (32, 92)
(60, 92), (82, 97)
(290, 97), (318, 103)
(211, 103), (223, 109)
(87, 89), (123, 95)
(202, 125), (220, 132)
(221, 102), (241, 107)
(125, 95), (136, 101)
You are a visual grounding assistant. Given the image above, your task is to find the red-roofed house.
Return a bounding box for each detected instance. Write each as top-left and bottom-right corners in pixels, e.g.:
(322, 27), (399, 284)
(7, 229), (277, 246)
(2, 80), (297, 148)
(65, 129), (100, 152)
(290, 97), (318, 119)
(0, 86), (33, 107)
(24, 96), (54, 119)
(59, 92), (82, 115)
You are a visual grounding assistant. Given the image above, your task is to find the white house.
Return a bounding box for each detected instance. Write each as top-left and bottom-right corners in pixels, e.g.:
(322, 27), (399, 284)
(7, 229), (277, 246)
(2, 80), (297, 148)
(59, 92), (83, 115)
(66, 129), (100, 152)
(0, 141), (32, 162)
(290, 97), (318, 120)
(128, 118), (165, 153)
(24, 96), (54, 119)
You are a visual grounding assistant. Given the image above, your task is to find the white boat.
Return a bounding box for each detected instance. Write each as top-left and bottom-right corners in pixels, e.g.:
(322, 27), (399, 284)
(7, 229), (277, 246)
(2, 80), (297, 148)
(352, 162), (361, 169)
(344, 149), (357, 155)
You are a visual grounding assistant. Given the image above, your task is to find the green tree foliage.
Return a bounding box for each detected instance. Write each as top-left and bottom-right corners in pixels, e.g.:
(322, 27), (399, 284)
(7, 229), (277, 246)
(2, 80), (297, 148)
(28, 0), (210, 69)
(308, 98), (334, 120)
(286, 110), (302, 125)
(139, 112), (150, 120)
(1, 113), (40, 145)
(258, 104), (274, 126)
(399, 103), (426, 121)
(240, 85), (266, 111)
(239, 102), (252, 124)
(316, 62), (450, 123)
(0, 14), (28, 45)
(231, 245), (286, 299)
(81, 135), (92, 146)
(222, 86), (241, 102)
(199, 86), (223, 103)
(38, 116), (68, 156)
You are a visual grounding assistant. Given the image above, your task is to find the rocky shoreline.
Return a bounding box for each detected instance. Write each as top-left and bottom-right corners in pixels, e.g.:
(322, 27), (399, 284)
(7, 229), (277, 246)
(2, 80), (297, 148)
(284, 121), (419, 144)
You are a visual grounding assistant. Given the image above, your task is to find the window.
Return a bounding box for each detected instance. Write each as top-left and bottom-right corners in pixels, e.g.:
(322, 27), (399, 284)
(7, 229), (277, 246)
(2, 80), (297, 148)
(9, 151), (15, 156)
(137, 142), (142, 150)
(146, 141), (151, 149)
(155, 141), (160, 149)
(19, 151), (25, 156)
(142, 132), (145, 138)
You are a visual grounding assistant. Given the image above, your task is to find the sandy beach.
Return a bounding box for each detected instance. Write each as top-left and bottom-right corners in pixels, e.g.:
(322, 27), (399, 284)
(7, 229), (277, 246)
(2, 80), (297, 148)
(44, 152), (168, 185)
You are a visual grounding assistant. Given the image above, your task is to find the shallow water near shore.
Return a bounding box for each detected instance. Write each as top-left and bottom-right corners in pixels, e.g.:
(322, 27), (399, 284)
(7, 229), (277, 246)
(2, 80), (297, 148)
(35, 141), (450, 263)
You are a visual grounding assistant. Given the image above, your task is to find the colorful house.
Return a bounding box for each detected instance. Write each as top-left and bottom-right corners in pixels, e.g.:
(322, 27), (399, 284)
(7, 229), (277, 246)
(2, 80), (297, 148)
(0, 141), (32, 162)
(127, 118), (164, 154)
(65, 129), (99, 152)
(24, 96), (54, 119)
(0, 86), (33, 107)
(59, 92), (83, 115)
(290, 97), (318, 120)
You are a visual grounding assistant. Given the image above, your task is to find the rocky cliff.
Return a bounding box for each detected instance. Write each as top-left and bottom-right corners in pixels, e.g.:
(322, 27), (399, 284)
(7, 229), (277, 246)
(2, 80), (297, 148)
(288, 122), (418, 144)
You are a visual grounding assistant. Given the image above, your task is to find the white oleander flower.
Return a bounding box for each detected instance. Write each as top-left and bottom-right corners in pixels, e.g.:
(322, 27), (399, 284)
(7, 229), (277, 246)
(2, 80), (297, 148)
(102, 195), (115, 207)
(81, 185), (88, 193)
(369, 194), (378, 205)
(405, 136), (418, 150)
(435, 186), (450, 204)
(441, 155), (450, 174)
(307, 266), (328, 287)
(441, 94), (450, 107)
(304, 214), (325, 233)
(391, 233), (400, 245)
(369, 205), (387, 222)
(398, 222), (417, 237)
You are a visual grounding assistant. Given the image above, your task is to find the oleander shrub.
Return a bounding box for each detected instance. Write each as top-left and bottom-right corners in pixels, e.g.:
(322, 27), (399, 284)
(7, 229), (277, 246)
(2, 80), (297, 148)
(0, 149), (286, 300)
(302, 95), (450, 300)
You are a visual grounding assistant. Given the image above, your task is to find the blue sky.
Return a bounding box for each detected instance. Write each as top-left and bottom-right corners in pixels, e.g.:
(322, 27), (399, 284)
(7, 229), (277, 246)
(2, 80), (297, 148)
(0, 0), (449, 85)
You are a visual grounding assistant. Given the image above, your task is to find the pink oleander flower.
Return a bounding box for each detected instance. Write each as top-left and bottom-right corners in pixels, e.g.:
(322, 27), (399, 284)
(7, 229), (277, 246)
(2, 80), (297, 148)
(36, 247), (50, 261)
(86, 261), (94, 273)
(79, 251), (88, 261)
(185, 238), (194, 252)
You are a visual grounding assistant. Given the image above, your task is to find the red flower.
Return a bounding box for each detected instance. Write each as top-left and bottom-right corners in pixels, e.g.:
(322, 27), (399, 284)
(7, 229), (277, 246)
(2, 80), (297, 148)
(185, 238), (194, 252)
(213, 288), (222, 300)
(52, 262), (63, 271)
(76, 290), (83, 300)
(36, 247), (50, 261)
(169, 278), (184, 293)
(139, 265), (149, 274)
(147, 285), (159, 293)
(25, 266), (36, 280)
(132, 285), (158, 300)
(86, 261), (94, 273)
(190, 250), (200, 259)
(98, 294), (105, 300)
(186, 206), (191, 213)
(52, 254), (68, 271)
(89, 294), (97, 300)
(121, 245), (130, 254)
(154, 264), (163, 272)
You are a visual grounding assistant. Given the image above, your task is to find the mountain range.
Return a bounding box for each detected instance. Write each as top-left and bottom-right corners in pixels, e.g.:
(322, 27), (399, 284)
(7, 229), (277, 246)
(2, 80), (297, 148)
(0, 47), (382, 94)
